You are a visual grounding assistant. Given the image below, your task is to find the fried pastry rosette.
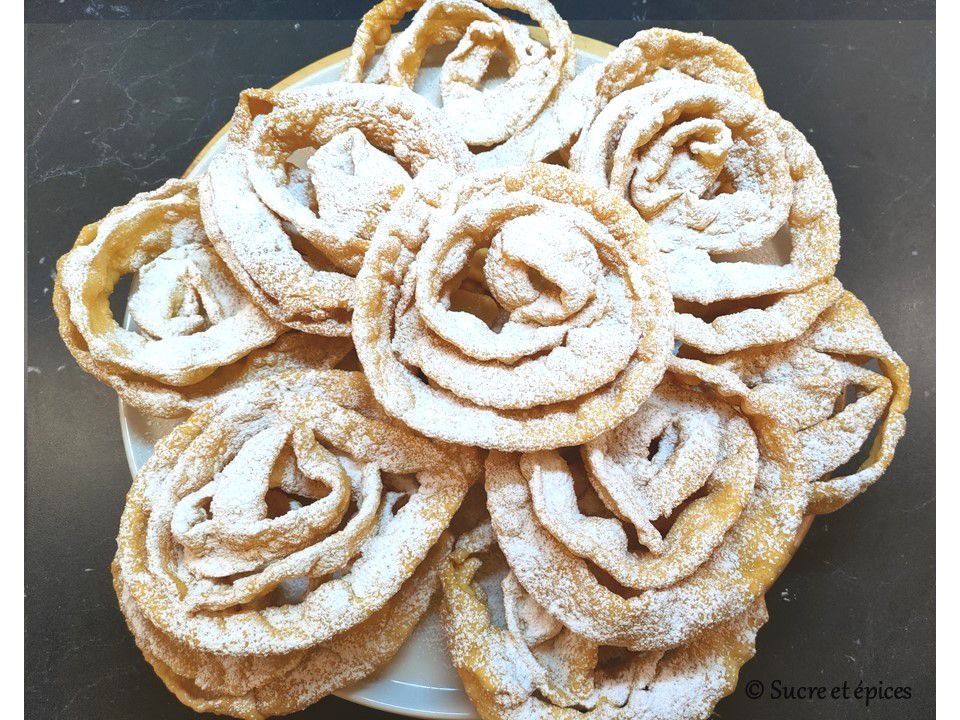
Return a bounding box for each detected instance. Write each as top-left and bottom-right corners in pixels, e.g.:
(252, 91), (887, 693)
(53, 178), (290, 417)
(115, 537), (448, 720)
(342, 0), (588, 169)
(199, 82), (474, 335)
(674, 291), (910, 515)
(485, 375), (805, 651)
(571, 70), (841, 355)
(113, 369), (480, 719)
(440, 525), (768, 720)
(352, 161), (673, 451)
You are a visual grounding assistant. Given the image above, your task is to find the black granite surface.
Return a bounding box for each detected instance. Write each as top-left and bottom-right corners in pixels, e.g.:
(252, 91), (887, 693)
(25, 8), (935, 720)
(25, 0), (936, 22)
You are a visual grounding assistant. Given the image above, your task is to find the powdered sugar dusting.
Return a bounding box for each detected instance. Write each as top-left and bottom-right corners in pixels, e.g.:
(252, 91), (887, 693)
(441, 534), (768, 720)
(53, 178), (284, 395)
(113, 369), (479, 714)
(484, 369), (807, 652)
(342, 0), (583, 168)
(351, 161), (673, 451)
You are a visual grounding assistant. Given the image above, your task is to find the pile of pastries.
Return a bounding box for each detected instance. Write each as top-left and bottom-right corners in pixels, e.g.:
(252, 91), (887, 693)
(53, 1), (910, 718)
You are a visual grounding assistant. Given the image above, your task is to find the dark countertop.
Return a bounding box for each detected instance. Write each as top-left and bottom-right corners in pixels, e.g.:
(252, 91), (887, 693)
(25, 7), (935, 720)
(25, 0), (936, 22)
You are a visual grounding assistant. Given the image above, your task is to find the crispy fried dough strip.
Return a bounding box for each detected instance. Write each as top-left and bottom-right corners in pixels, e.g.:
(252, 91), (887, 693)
(53, 179), (285, 413)
(343, 0), (582, 167)
(485, 374), (805, 651)
(114, 370), (479, 681)
(441, 537), (768, 720)
(352, 162), (673, 451)
(200, 82), (473, 335)
(674, 291), (910, 514)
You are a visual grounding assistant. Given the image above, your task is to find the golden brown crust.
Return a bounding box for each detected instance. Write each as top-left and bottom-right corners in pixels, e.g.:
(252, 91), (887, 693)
(199, 82), (474, 335)
(440, 538), (768, 720)
(52, 179), (293, 416)
(342, 0), (581, 168)
(674, 291), (910, 514)
(484, 373), (805, 651)
(115, 536), (451, 720)
(351, 162), (673, 451)
(595, 28), (764, 105)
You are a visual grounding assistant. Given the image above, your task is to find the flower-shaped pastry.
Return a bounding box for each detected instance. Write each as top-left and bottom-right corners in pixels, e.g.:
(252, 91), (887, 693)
(441, 524), (768, 720)
(485, 375), (806, 650)
(53, 179), (287, 416)
(343, 0), (587, 168)
(113, 369), (480, 718)
(680, 291), (910, 514)
(352, 162), (673, 451)
(573, 38), (840, 355)
(200, 82), (474, 335)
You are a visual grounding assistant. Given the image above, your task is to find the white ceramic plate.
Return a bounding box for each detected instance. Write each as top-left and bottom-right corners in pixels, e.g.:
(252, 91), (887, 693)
(120, 36), (614, 720)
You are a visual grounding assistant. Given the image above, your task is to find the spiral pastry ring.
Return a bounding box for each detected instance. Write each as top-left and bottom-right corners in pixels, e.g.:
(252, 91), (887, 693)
(441, 526), (768, 720)
(572, 75), (840, 354)
(352, 162), (673, 451)
(199, 82), (474, 335)
(681, 291), (911, 514)
(113, 369), (480, 717)
(343, 0), (581, 168)
(53, 179), (286, 416)
(485, 375), (806, 651)
(573, 78), (838, 297)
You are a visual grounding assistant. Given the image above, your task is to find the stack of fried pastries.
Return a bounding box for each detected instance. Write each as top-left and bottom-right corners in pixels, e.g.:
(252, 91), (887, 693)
(53, 3), (910, 719)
